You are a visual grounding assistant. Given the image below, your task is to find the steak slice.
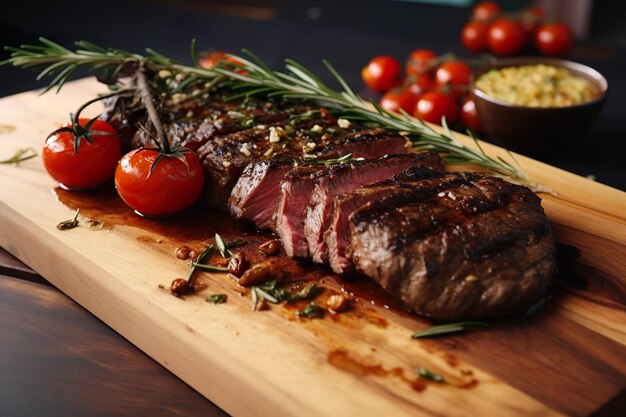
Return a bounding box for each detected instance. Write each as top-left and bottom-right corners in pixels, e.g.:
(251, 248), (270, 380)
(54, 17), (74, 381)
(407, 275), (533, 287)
(325, 166), (442, 274)
(271, 166), (320, 258)
(227, 158), (295, 229)
(348, 172), (555, 320)
(304, 152), (445, 264)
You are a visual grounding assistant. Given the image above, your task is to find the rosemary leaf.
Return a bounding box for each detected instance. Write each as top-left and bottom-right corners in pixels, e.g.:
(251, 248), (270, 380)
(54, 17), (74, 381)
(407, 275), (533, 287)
(0, 147), (38, 165)
(411, 321), (490, 339)
(205, 294), (228, 304)
(192, 262), (229, 272)
(215, 233), (231, 258)
(417, 368), (445, 383)
(297, 302), (324, 319)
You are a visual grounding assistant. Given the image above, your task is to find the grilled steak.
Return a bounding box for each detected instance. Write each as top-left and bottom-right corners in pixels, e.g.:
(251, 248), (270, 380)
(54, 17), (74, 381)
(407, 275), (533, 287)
(215, 125), (408, 207)
(348, 172), (555, 320)
(325, 166), (441, 274)
(303, 152), (445, 264)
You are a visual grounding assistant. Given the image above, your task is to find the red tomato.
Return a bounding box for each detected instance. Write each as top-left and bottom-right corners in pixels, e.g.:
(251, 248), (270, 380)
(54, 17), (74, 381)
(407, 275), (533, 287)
(405, 49), (437, 77)
(534, 23), (573, 56)
(461, 21), (489, 53)
(471, 1), (501, 21)
(198, 50), (242, 68)
(115, 148), (205, 216)
(520, 6), (547, 37)
(414, 91), (458, 125)
(487, 18), (527, 56)
(362, 56), (402, 93)
(435, 61), (472, 86)
(380, 88), (418, 114)
(460, 98), (483, 133)
(42, 118), (121, 189)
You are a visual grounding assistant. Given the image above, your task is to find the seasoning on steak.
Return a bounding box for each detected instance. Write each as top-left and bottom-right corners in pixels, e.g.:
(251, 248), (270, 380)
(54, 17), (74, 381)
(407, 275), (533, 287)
(325, 166), (442, 274)
(347, 172), (555, 320)
(303, 152), (445, 264)
(208, 122), (408, 206)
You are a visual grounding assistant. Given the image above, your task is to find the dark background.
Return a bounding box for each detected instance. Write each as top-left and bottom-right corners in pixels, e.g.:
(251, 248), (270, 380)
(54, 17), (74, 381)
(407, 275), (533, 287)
(1, 0), (624, 190)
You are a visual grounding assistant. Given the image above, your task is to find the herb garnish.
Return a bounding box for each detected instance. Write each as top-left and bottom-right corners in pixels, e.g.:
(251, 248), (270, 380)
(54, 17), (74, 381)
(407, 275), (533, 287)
(417, 368), (445, 383)
(250, 279), (323, 311)
(192, 263), (229, 272)
(411, 321), (490, 339)
(302, 153), (353, 166)
(297, 302), (324, 319)
(1, 38), (545, 191)
(205, 294), (228, 304)
(56, 208), (80, 230)
(0, 147), (38, 165)
(215, 233), (231, 258)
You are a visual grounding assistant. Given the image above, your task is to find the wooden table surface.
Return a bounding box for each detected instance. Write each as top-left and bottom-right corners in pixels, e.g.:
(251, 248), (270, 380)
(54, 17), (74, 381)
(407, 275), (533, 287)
(0, 247), (229, 417)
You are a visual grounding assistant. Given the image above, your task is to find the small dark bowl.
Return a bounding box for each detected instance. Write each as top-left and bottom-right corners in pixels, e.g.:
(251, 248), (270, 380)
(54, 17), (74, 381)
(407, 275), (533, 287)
(471, 57), (608, 157)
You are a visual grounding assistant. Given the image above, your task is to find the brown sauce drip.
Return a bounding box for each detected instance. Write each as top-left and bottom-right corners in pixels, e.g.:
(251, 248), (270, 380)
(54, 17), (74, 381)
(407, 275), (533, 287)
(328, 349), (428, 392)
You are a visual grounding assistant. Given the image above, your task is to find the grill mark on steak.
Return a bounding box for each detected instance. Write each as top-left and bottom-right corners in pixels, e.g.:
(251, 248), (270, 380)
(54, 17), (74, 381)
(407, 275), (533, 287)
(324, 166), (442, 275)
(348, 172), (555, 320)
(304, 153), (445, 264)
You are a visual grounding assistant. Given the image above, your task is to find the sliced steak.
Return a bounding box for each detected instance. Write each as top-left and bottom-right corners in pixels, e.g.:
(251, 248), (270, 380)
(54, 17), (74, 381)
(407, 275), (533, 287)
(227, 158), (295, 229)
(206, 121), (409, 206)
(348, 172), (555, 320)
(304, 152), (445, 264)
(325, 166), (442, 274)
(271, 166), (320, 258)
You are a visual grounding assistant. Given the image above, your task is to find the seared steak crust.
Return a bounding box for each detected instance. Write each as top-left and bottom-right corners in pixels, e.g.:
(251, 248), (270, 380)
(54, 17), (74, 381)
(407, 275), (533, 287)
(348, 172), (555, 320)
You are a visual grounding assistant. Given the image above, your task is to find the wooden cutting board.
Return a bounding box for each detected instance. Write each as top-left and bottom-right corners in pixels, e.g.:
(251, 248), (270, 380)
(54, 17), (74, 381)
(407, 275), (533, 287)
(1, 79), (625, 417)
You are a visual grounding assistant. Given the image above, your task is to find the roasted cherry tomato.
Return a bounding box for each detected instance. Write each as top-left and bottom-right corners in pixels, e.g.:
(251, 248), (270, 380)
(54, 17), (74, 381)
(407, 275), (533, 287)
(435, 61), (472, 86)
(379, 87), (418, 114)
(414, 91), (458, 125)
(460, 97), (483, 133)
(461, 21), (489, 53)
(471, 1), (501, 22)
(42, 118), (121, 189)
(487, 18), (527, 56)
(115, 148), (205, 216)
(405, 49), (437, 77)
(362, 56), (402, 93)
(534, 22), (573, 56)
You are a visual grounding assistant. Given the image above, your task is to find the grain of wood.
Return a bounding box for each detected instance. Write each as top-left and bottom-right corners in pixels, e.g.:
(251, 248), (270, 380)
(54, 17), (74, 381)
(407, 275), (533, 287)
(1, 79), (625, 417)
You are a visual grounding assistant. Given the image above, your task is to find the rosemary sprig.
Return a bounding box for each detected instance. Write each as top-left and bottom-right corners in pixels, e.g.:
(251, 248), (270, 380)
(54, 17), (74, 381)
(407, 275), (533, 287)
(192, 263), (229, 272)
(2, 38), (539, 188)
(411, 321), (490, 339)
(302, 153), (353, 166)
(0, 147), (38, 165)
(215, 233), (231, 258)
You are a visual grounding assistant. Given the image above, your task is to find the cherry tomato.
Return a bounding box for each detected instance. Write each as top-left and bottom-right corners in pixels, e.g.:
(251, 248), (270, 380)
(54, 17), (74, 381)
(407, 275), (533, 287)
(487, 18), (527, 56)
(379, 87), (418, 114)
(115, 148), (205, 216)
(520, 6), (547, 36)
(461, 21), (489, 53)
(198, 50), (242, 68)
(460, 98), (483, 133)
(435, 61), (472, 86)
(414, 91), (458, 125)
(42, 118), (121, 189)
(405, 49), (437, 77)
(362, 56), (402, 93)
(534, 22), (573, 56)
(471, 1), (501, 22)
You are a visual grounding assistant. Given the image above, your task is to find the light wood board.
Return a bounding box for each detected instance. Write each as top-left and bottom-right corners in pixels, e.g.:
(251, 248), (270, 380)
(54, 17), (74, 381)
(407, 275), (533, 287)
(1, 78), (626, 417)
